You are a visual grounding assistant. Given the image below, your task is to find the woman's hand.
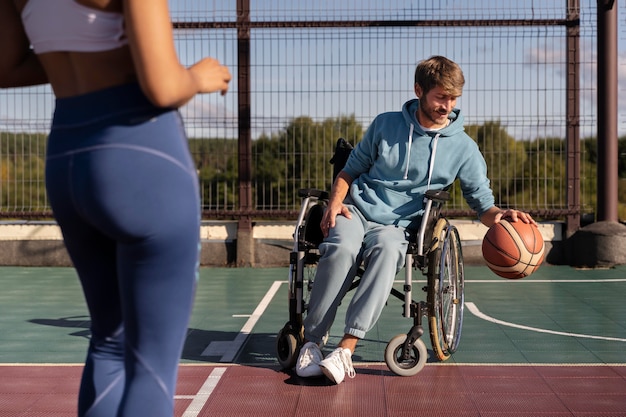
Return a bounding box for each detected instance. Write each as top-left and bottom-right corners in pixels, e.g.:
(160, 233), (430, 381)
(189, 58), (232, 96)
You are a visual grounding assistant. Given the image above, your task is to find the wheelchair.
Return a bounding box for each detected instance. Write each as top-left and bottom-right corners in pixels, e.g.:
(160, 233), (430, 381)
(275, 139), (465, 376)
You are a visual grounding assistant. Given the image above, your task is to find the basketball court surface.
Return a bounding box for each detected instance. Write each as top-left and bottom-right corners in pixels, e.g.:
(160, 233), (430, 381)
(1, 264), (625, 416)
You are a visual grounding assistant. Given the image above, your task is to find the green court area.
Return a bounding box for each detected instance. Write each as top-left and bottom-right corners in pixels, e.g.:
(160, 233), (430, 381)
(0, 264), (625, 367)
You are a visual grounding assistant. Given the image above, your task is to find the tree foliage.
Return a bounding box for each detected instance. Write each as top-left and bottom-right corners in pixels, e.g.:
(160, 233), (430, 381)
(467, 121), (527, 208)
(252, 115), (363, 209)
(188, 138), (238, 210)
(1, 119), (625, 221)
(0, 132), (48, 212)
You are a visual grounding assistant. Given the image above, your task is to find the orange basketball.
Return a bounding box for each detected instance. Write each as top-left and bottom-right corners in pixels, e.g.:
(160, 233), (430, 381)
(482, 219), (545, 279)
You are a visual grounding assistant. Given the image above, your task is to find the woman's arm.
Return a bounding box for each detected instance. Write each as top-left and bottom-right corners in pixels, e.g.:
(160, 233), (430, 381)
(0, 0), (48, 88)
(124, 0), (231, 108)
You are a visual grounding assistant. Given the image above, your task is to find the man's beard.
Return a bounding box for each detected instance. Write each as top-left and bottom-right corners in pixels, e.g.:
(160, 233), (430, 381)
(419, 98), (449, 126)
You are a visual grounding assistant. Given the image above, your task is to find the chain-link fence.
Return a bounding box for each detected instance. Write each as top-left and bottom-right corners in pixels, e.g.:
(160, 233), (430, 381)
(2, 0), (623, 232)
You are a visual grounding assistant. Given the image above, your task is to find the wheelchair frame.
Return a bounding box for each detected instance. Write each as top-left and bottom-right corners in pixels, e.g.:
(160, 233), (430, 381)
(276, 142), (465, 376)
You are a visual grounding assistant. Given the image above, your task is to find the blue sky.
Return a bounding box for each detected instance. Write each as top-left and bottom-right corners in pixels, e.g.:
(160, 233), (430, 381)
(163, 0), (626, 141)
(1, 0), (624, 142)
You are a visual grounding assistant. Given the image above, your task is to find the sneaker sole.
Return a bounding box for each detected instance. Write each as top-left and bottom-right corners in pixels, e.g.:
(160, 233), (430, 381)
(320, 364), (343, 384)
(296, 366), (324, 378)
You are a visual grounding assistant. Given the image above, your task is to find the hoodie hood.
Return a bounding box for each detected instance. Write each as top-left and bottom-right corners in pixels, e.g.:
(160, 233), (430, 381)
(399, 99), (464, 184)
(401, 98), (465, 137)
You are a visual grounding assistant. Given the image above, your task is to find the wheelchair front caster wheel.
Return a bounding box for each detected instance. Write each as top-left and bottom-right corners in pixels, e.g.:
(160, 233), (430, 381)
(276, 327), (300, 370)
(384, 333), (428, 376)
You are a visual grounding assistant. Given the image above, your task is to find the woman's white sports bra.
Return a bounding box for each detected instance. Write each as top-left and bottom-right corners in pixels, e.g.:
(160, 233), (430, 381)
(21, 0), (128, 54)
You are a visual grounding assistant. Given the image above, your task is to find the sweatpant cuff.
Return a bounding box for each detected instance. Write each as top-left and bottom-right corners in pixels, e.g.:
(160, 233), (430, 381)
(345, 328), (366, 339)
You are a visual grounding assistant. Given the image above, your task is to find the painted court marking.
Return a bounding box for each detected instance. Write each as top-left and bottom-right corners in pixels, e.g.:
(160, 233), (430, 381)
(179, 367), (226, 417)
(466, 301), (626, 343)
(464, 278), (626, 283)
(7, 277), (621, 416)
(202, 277), (626, 361)
(200, 280), (283, 362)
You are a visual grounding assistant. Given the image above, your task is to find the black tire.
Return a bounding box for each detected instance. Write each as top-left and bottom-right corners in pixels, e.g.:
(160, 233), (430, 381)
(384, 333), (428, 376)
(427, 220), (465, 361)
(440, 226), (464, 354)
(276, 327), (300, 369)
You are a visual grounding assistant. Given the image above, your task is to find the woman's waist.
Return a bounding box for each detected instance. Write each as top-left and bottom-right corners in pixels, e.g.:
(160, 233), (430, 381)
(52, 82), (171, 129)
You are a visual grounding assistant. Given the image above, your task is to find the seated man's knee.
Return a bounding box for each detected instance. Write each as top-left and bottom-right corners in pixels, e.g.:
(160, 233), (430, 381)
(366, 242), (405, 265)
(364, 231), (408, 268)
(320, 238), (361, 261)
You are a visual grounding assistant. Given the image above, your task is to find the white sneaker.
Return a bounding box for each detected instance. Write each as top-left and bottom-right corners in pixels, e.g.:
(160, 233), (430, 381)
(319, 347), (356, 384)
(295, 342), (324, 377)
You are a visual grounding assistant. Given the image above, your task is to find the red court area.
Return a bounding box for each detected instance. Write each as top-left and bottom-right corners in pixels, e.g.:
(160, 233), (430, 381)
(2, 363), (626, 417)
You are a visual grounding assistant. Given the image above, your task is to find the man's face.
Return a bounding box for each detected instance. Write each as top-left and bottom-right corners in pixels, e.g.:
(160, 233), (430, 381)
(414, 84), (459, 129)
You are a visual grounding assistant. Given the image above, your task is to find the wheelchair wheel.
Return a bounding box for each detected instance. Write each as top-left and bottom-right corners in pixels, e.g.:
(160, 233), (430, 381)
(384, 333), (428, 376)
(276, 262), (316, 369)
(427, 219), (465, 361)
(276, 326), (301, 369)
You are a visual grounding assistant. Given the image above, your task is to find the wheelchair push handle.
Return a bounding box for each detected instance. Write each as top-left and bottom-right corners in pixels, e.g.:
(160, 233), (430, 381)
(424, 189), (450, 203)
(298, 188), (329, 200)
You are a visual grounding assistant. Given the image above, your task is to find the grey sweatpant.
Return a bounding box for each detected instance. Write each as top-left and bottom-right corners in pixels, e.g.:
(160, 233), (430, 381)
(303, 204), (410, 343)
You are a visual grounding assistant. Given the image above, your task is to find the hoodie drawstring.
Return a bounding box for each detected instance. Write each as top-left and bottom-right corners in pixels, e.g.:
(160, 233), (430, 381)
(405, 124), (440, 191)
(426, 133), (440, 192)
(404, 123), (414, 180)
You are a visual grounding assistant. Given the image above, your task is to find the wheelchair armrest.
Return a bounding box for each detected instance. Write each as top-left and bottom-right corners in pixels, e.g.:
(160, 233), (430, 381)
(298, 188), (330, 200)
(424, 189), (450, 203)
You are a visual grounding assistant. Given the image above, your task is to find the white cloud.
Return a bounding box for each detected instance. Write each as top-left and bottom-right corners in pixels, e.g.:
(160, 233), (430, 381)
(179, 96), (238, 139)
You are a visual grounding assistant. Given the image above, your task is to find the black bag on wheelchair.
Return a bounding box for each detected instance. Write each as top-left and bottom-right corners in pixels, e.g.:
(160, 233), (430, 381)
(329, 137), (353, 180)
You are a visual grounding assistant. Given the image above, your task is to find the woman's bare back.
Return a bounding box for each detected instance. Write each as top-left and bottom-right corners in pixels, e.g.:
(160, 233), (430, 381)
(15, 0), (136, 98)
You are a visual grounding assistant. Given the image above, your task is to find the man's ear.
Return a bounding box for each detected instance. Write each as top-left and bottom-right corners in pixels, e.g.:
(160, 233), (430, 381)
(414, 83), (422, 99)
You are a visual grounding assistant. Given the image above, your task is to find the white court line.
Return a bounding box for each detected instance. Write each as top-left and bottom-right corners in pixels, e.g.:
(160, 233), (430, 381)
(394, 278), (626, 284)
(202, 278), (624, 360)
(466, 302), (626, 342)
(216, 280), (283, 363)
(464, 278), (626, 283)
(181, 367), (226, 417)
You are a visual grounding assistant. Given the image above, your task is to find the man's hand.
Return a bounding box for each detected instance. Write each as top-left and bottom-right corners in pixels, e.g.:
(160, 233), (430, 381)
(495, 209), (537, 226)
(320, 202), (352, 237)
(481, 206), (537, 227)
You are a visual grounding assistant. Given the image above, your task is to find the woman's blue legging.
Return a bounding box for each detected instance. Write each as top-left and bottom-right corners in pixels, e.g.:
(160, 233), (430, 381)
(45, 83), (200, 417)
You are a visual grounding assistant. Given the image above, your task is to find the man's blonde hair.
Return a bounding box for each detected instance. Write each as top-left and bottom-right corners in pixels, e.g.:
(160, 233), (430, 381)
(414, 56), (465, 97)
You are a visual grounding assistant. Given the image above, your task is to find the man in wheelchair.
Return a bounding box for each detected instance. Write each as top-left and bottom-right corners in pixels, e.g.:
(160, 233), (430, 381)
(295, 56), (536, 384)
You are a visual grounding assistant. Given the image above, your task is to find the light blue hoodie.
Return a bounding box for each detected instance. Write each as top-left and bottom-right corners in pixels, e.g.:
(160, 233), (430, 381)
(342, 98), (495, 229)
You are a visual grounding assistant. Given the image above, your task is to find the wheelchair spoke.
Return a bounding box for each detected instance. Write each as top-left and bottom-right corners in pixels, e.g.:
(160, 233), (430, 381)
(428, 220), (465, 360)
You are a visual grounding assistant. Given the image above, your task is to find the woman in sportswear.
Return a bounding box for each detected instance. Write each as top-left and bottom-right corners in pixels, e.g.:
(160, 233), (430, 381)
(0, 1), (231, 416)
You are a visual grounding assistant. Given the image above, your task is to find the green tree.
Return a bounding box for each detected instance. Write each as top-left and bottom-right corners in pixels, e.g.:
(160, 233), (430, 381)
(468, 121), (527, 208)
(0, 132), (48, 213)
(515, 137), (566, 209)
(189, 138), (238, 210)
(252, 114), (363, 210)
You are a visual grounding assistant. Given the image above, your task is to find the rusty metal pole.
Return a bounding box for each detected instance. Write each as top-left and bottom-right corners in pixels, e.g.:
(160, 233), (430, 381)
(236, 0), (254, 266)
(565, 0), (581, 237)
(596, 0), (618, 222)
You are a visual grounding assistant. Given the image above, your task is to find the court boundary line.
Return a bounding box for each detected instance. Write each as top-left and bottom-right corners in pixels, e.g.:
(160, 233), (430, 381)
(8, 276), (622, 369)
(395, 278), (626, 283)
(2, 362), (625, 368)
(206, 278), (626, 364)
(466, 302), (626, 342)
(200, 280), (283, 362)
(180, 367), (226, 417)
